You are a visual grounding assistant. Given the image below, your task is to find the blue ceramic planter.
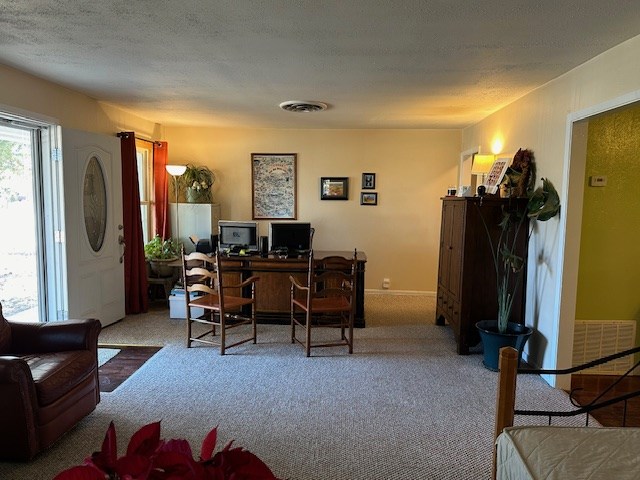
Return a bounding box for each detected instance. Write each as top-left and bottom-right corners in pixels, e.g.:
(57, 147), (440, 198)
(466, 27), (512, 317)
(476, 320), (533, 371)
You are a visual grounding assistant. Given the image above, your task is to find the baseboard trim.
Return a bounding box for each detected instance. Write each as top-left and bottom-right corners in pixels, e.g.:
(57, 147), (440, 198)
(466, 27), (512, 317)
(365, 289), (436, 297)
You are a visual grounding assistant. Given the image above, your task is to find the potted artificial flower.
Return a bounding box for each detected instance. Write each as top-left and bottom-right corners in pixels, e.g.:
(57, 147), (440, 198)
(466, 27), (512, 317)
(181, 164), (215, 203)
(144, 235), (179, 277)
(475, 150), (561, 370)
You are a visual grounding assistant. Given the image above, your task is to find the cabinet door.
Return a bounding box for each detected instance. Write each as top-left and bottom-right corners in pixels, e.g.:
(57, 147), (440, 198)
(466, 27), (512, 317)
(438, 201), (455, 292)
(447, 201), (465, 299)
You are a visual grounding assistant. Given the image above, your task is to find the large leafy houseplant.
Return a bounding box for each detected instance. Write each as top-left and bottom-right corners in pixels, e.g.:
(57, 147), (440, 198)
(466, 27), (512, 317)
(180, 164), (215, 203)
(479, 171), (561, 335)
(144, 235), (179, 261)
(53, 421), (280, 480)
(144, 235), (180, 277)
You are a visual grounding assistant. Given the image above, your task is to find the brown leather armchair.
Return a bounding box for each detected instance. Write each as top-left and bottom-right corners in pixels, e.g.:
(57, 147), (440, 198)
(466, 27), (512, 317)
(0, 302), (101, 461)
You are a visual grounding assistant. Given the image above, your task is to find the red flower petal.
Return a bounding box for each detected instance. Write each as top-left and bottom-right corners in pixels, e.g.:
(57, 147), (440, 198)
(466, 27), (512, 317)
(116, 454), (152, 478)
(199, 426), (218, 461)
(150, 451), (204, 479)
(161, 438), (194, 458)
(212, 449), (279, 479)
(127, 421), (162, 456)
(88, 421), (117, 472)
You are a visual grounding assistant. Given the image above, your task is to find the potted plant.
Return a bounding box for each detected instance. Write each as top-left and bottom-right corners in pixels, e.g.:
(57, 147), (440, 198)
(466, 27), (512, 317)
(475, 150), (561, 370)
(54, 421), (280, 480)
(144, 235), (179, 277)
(181, 164), (215, 203)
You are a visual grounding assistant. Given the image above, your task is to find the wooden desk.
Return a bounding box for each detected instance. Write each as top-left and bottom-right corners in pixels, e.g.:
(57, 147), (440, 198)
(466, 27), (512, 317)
(221, 251), (367, 327)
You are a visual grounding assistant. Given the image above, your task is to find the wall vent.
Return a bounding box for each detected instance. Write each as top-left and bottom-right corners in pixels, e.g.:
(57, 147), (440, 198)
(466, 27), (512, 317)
(572, 320), (636, 375)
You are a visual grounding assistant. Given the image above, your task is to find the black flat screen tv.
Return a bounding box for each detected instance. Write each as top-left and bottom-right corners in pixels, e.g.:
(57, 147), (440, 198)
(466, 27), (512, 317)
(218, 220), (259, 251)
(269, 222), (312, 253)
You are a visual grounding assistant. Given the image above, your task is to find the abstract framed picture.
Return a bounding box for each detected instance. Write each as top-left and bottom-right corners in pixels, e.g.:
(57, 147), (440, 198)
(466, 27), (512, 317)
(360, 192), (378, 205)
(251, 153), (297, 219)
(320, 177), (349, 200)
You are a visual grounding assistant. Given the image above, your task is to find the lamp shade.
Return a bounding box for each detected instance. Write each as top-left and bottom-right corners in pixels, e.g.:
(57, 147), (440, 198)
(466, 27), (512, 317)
(165, 164), (187, 176)
(471, 154), (495, 175)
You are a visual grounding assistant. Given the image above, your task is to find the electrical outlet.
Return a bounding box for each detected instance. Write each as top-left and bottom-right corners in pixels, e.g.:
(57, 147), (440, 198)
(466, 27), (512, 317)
(589, 175), (607, 187)
(382, 278), (390, 289)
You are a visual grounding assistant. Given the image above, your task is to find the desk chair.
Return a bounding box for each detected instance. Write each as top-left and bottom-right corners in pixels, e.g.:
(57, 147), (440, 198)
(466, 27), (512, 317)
(289, 250), (357, 357)
(182, 249), (259, 355)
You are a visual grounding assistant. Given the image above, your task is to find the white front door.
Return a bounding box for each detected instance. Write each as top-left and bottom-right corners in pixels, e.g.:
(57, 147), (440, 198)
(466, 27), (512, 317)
(61, 128), (125, 326)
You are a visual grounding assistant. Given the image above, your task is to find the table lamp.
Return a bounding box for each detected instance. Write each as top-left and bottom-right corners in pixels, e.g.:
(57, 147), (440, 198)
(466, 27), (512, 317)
(471, 154), (495, 184)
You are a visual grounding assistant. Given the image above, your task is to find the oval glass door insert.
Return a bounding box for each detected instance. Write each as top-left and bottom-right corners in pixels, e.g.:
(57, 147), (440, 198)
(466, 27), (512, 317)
(83, 156), (107, 252)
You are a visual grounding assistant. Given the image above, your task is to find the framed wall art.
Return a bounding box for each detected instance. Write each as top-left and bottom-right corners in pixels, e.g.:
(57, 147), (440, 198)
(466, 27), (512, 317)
(362, 172), (376, 189)
(320, 177), (349, 200)
(251, 153), (297, 219)
(482, 157), (510, 195)
(360, 192), (378, 205)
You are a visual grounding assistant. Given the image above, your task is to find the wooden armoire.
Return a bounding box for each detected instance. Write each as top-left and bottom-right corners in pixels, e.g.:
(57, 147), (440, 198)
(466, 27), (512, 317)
(435, 196), (529, 354)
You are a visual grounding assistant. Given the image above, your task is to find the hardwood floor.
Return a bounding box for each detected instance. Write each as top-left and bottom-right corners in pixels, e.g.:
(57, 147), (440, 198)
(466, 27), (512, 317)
(570, 374), (640, 427)
(98, 346), (161, 393)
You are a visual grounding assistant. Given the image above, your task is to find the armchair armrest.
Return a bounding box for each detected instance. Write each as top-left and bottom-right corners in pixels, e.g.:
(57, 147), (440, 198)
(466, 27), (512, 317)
(0, 356), (39, 459)
(289, 275), (309, 292)
(229, 275), (260, 289)
(9, 319), (101, 355)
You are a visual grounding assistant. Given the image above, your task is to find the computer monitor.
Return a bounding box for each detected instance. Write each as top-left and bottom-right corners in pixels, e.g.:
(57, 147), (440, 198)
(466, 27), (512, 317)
(269, 222), (312, 253)
(218, 220), (259, 251)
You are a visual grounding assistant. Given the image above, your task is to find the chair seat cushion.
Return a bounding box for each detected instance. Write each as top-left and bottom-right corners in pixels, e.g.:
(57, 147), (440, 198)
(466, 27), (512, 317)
(19, 351), (96, 406)
(310, 296), (350, 313)
(190, 293), (254, 310)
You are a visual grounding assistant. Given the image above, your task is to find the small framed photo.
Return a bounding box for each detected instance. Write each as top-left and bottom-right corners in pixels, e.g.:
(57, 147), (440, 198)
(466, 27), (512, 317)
(360, 192), (378, 205)
(362, 172), (376, 189)
(482, 157), (510, 195)
(320, 177), (349, 200)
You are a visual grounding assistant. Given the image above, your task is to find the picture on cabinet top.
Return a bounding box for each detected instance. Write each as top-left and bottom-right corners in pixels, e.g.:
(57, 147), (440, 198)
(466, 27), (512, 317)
(482, 157), (510, 195)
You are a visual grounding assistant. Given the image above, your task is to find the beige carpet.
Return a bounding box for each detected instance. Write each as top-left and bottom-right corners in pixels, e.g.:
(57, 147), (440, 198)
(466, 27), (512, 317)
(99, 292), (436, 346)
(1, 300), (587, 480)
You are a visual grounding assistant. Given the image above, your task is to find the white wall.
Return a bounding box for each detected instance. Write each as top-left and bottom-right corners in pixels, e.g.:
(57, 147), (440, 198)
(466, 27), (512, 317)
(462, 34), (640, 386)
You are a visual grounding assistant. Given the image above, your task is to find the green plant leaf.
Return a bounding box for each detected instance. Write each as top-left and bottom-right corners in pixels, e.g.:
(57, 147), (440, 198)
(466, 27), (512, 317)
(528, 177), (560, 221)
(144, 235), (179, 260)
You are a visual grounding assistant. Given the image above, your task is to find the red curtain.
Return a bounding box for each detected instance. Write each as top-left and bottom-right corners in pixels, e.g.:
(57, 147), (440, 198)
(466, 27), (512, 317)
(153, 142), (171, 239)
(120, 132), (149, 314)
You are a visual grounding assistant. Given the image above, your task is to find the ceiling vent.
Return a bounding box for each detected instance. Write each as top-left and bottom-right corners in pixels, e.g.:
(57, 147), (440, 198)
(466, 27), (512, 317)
(279, 100), (327, 113)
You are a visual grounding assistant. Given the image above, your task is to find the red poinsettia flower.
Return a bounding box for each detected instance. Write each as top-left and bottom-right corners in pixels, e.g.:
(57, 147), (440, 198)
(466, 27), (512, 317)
(53, 421), (280, 480)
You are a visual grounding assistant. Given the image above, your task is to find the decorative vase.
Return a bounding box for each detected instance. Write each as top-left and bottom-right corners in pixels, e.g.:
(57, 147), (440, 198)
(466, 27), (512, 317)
(186, 187), (211, 203)
(475, 320), (533, 371)
(149, 258), (177, 277)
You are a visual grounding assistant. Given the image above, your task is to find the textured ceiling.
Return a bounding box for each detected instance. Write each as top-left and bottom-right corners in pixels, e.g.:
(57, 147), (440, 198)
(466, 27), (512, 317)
(2, 1), (640, 129)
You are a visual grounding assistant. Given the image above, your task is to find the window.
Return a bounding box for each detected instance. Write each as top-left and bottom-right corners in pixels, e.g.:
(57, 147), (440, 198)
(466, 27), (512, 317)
(135, 139), (154, 243)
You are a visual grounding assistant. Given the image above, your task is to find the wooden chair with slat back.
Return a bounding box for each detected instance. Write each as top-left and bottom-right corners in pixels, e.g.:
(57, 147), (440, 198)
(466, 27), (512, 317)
(182, 247), (259, 355)
(289, 246), (357, 357)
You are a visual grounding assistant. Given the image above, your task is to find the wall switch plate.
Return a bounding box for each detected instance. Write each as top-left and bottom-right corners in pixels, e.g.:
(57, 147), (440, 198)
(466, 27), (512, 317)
(589, 175), (608, 187)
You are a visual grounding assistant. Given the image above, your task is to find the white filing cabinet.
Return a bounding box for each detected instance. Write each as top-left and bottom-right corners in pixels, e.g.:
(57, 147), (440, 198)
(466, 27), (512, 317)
(169, 203), (221, 252)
